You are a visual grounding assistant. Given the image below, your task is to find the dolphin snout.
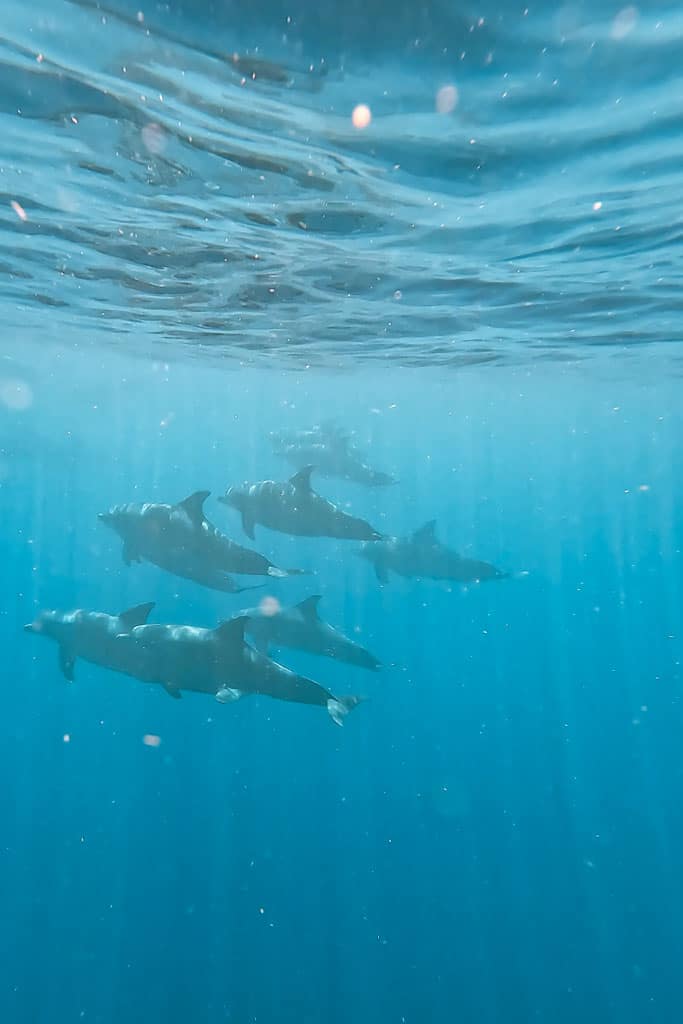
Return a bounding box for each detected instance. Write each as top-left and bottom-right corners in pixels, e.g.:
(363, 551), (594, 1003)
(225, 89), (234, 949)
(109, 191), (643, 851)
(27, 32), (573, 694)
(24, 621), (39, 633)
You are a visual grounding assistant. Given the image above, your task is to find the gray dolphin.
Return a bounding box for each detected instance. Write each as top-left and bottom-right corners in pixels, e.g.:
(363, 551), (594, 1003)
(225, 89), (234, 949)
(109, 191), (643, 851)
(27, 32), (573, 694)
(116, 615), (364, 725)
(243, 595), (381, 671)
(270, 424), (396, 488)
(218, 467), (383, 541)
(24, 606), (363, 724)
(357, 520), (508, 584)
(98, 490), (308, 593)
(24, 602), (157, 682)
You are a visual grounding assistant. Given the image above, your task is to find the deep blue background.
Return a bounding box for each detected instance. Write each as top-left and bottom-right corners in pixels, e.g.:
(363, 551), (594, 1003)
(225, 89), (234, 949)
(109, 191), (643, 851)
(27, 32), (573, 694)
(2, 351), (682, 1022)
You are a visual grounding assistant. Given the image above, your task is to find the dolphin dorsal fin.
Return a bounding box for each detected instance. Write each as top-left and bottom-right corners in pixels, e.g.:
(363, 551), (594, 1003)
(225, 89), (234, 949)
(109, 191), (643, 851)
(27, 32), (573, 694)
(297, 595), (322, 619)
(412, 520), (438, 545)
(118, 602), (156, 630)
(289, 466), (315, 491)
(214, 615), (249, 646)
(176, 490), (210, 525)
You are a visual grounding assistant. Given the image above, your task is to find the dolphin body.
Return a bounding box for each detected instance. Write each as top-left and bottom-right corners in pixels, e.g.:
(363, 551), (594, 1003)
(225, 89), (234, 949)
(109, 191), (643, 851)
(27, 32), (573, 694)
(357, 520), (508, 584)
(24, 606), (363, 724)
(24, 602), (157, 682)
(218, 467), (383, 541)
(98, 490), (307, 593)
(270, 425), (396, 488)
(244, 595), (381, 671)
(115, 615), (363, 725)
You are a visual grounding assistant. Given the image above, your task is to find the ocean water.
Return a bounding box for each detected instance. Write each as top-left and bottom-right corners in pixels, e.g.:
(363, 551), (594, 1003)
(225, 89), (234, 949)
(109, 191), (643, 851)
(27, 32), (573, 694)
(2, 1), (683, 1022)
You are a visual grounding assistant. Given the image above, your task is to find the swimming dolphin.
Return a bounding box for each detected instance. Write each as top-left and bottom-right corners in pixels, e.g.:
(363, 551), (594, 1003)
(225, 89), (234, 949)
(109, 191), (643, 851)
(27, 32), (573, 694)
(243, 595), (381, 671)
(24, 605), (363, 724)
(116, 615), (364, 725)
(98, 490), (307, 593)
(24, 602), (157, 682)
(357, 520), (508, 584)
(269, 424), (396, 488)
(218, 467), (383, 541)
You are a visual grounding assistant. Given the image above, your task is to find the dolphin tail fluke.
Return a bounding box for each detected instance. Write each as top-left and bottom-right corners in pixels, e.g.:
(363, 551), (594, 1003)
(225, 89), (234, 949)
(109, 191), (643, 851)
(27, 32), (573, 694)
(326, 695), (365, 726)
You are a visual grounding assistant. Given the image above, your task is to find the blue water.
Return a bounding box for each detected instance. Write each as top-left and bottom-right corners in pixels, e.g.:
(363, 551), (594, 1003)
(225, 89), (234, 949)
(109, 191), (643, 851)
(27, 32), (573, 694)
(2, 1), (683, 1022)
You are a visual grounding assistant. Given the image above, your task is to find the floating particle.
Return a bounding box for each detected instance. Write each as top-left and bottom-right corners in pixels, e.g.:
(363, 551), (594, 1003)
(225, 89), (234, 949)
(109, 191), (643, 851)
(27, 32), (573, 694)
(10, 200), (27, 222)
(393, 290), (402, 300)
(351, 104), (372, 129)
(593, 201), (602, 211)
(0, 378), (33, 410)
(136, 10), (144, 22)
(259, 596), (281, 617)
(63, 733), (71, 743)
(435, 84), (459, 114)
(611, 6), (638, 39)
(638, 484), (650, 492)
(142, 122), (166, 155)
(142, 734), (162, 747)
(36, 53), (44, 63)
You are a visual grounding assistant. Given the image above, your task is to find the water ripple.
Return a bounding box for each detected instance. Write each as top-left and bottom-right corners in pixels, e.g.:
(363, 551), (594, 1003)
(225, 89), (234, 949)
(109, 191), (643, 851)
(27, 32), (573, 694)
(1, 0), (682, 366)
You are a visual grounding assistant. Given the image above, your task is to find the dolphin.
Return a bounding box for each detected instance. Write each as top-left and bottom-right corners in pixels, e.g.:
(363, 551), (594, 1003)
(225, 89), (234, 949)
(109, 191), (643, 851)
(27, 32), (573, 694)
(269, 424), (396, 488)
(116, 615), (364, 725)
(357, 520), (508, 584)
(24, 605), (363, 724)
(24, 602), (157, 682)
(218, 467), (383, 541)
(243, 595), (381, 671)
(98, 490), (307, 593)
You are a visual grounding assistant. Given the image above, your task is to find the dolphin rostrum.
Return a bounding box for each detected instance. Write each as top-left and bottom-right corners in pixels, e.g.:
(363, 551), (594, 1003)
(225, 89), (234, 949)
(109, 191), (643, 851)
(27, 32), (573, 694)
(98, 490), (308, 593)
(218, 467), (383, 541)
(115, 615), (364, 724)
(244, 595), (381, 671)
(357, 520), (508, 584)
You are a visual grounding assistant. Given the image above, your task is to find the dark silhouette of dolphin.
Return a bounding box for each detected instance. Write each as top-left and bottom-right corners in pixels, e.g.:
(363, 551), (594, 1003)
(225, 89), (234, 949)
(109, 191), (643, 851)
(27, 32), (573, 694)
(218, 467), (383, 541)
(357, 520), (508, 584)
(98, 490), (308, 593)
(243, 594), (381, 671)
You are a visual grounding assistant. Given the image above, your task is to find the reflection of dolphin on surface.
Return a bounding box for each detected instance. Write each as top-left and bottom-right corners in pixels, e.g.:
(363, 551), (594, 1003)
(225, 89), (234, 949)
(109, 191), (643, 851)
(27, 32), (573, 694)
(219, 467), (383, 541)
(98, 490), (307, 593)
(244, 595), (381, 671)
(114, 615), (364, 725)
(357, 520), (508, 584)
(269, 423), (396, 488)
(25, 604), (363, 725)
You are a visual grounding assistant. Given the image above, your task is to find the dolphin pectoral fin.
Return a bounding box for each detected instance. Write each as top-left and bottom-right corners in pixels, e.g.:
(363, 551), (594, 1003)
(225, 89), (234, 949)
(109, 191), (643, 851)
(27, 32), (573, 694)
(161, 682), (182, 700)
(241, 511), (255, 540)
(122, 542), (140, 567)
(215, 687), (244, 704)
(374, 563), (389, 584)
(58, 646), (75, 682)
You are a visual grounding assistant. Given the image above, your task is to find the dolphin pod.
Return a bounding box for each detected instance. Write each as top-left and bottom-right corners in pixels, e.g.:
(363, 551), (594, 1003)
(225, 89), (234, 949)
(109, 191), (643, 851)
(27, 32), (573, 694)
(25, 420), (513, 728)
(25, 604), (363, 725)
